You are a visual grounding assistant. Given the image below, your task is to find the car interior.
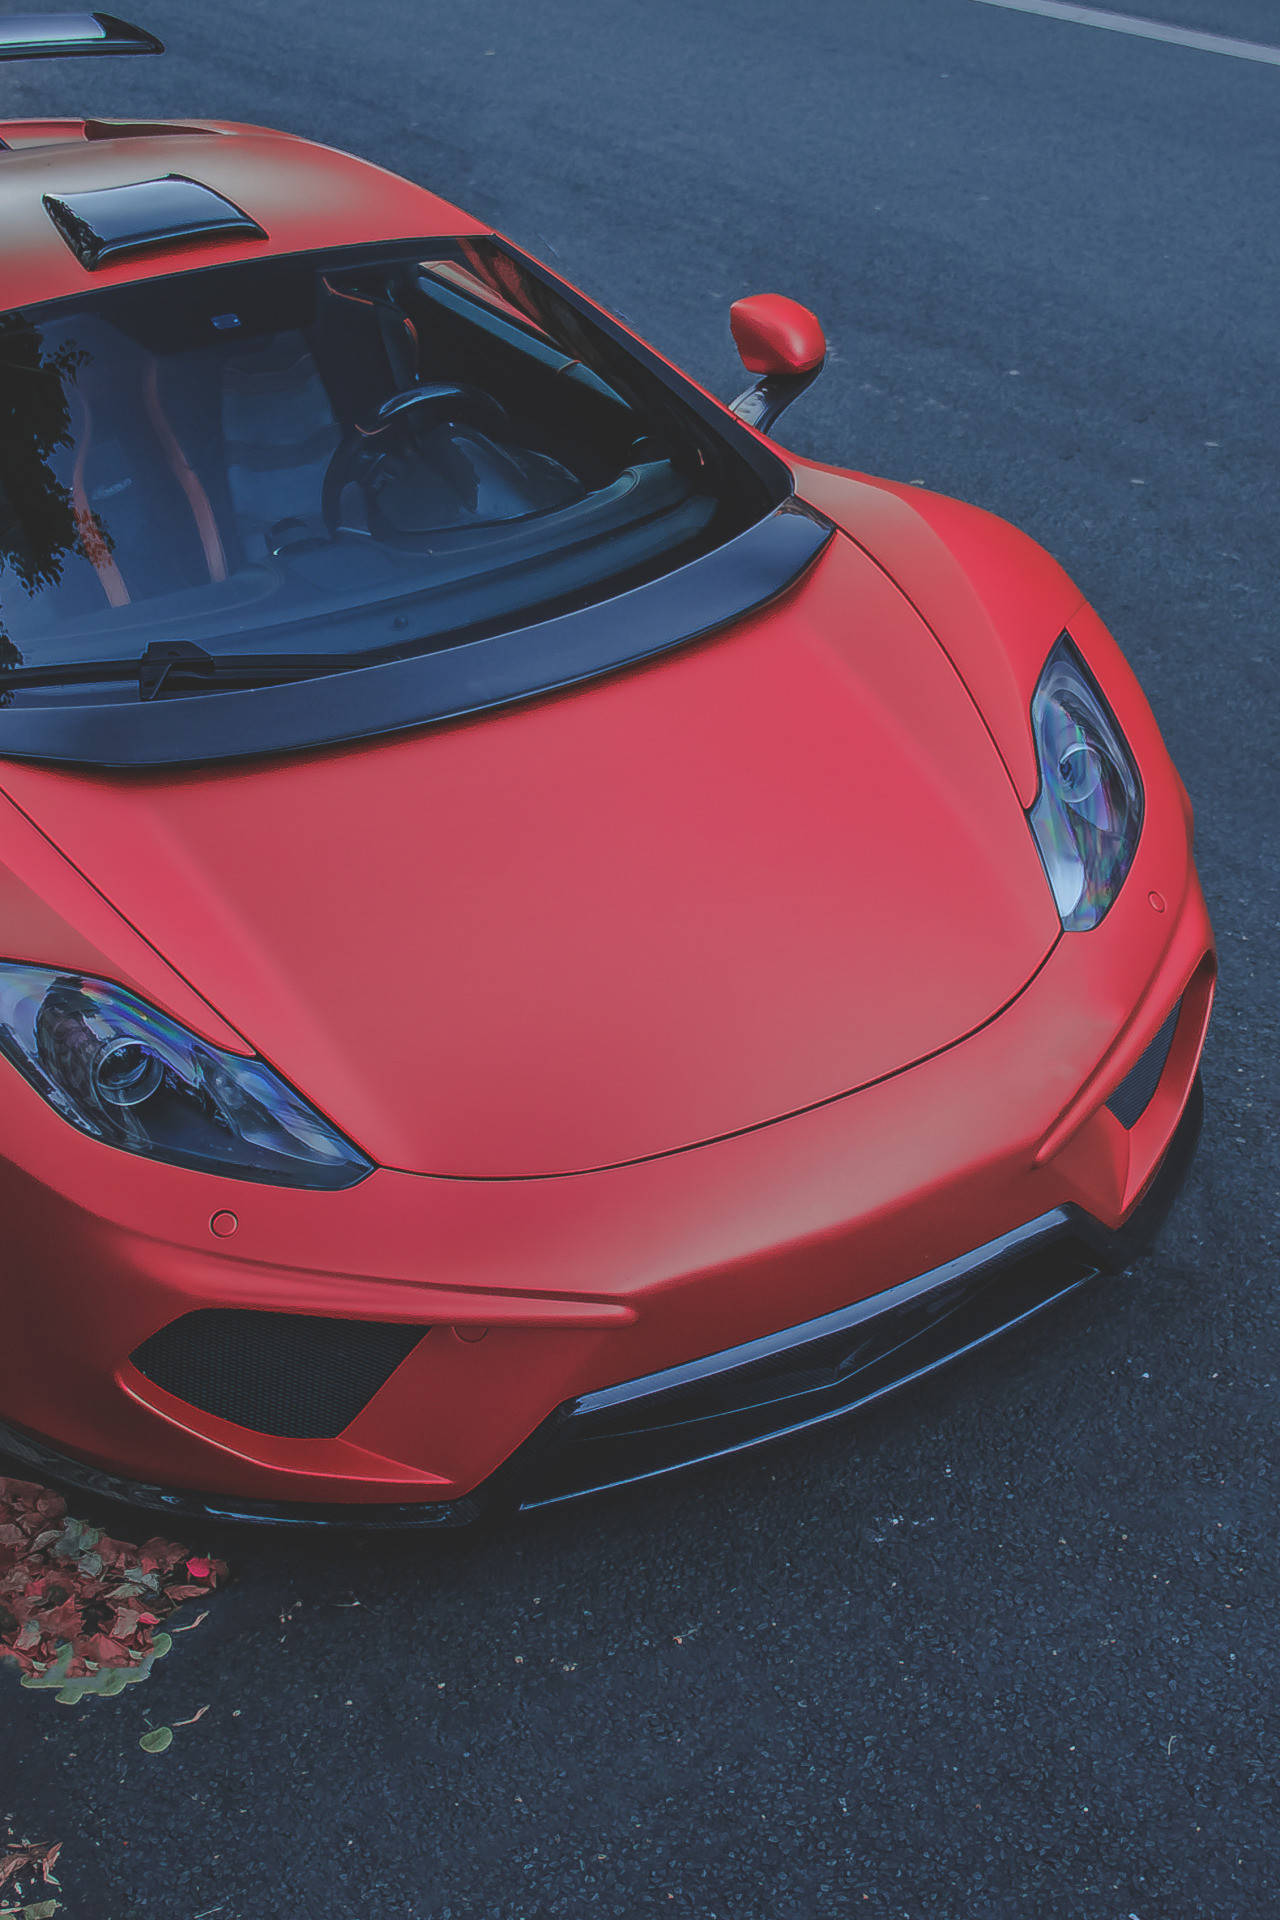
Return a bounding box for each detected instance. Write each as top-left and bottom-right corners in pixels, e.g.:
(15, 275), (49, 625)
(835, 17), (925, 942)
(0, 241), (750, 692)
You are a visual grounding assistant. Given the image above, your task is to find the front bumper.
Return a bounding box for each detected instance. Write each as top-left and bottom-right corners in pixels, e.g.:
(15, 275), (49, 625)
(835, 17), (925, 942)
(514, 1074), (1203, 1510)
(0, 1076), (1204, 1527)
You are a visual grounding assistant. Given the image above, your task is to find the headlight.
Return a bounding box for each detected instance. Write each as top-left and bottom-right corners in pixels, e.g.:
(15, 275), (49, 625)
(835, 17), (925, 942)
(0, 964), (372, 1188)
(1027, 636), (1143, 931)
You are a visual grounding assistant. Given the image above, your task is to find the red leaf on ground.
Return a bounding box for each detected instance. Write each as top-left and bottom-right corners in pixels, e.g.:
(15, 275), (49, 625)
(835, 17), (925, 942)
(79, 1631), (141, 1669)
(0, 1477), (229, 1690)
(137, 1538), (187, 1572)
(28, 1598), (82, 1642)
(0, 1478), (57, 1508)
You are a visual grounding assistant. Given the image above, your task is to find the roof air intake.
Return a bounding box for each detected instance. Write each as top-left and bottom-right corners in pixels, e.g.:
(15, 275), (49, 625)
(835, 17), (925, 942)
(42, 173), (267, 269)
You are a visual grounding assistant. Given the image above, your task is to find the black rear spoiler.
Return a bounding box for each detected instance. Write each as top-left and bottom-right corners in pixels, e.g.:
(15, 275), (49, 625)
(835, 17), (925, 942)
(0, 11), (162, 59)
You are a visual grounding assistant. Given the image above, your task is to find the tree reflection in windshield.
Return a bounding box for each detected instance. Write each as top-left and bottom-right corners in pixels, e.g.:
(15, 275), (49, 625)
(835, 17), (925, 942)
(0, 314), (105, 704)
(0, 240), (770, 712)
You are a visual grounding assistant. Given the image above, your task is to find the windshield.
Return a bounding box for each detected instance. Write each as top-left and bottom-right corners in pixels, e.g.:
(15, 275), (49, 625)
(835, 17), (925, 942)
(0, 238), (775, 702)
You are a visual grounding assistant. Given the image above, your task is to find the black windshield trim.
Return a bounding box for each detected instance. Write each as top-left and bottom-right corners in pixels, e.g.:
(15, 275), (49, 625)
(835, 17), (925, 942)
(0, 234), (821, 766)
(0, 502), (831, 767)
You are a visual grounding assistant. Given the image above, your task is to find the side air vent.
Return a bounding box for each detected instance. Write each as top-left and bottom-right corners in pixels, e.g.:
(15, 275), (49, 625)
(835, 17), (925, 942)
(0, 12), (163, 60)
(131, 1309), (427, 1438)
(43, 173), (265, 270)
(1106, 999), (1182, 1129)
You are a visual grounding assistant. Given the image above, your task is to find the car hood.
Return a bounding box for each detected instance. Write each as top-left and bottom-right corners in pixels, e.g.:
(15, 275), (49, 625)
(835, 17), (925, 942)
(0, 532), (1059, 1176)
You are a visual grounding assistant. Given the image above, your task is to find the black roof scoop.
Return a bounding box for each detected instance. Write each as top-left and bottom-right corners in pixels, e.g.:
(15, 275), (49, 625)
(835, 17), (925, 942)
(0, 11), (162, 59)
(42, 174), (267, 270)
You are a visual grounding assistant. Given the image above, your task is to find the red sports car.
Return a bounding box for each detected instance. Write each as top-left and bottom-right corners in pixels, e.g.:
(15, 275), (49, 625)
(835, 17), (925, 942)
(0, 15), (1213, 1526)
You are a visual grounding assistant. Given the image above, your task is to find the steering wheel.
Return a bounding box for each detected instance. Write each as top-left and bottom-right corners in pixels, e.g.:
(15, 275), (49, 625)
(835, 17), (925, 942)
(320, 383), (510, 537)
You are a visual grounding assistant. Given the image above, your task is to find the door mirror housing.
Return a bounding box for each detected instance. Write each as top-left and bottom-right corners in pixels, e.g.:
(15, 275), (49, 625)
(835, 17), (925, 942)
(728, 294), (826, 434)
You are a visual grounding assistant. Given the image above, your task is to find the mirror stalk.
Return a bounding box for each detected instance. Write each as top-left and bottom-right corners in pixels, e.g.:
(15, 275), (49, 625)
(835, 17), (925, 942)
(729, 363), (823, 435)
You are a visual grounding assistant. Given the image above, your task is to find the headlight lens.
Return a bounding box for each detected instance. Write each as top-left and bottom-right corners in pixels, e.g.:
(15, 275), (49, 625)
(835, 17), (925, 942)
(1027, 636), (1143, 931)
(0, 965), (372, 1188)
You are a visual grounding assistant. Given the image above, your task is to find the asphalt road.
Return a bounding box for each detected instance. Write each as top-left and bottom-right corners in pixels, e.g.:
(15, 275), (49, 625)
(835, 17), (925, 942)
(4, 2), (1279, 1915)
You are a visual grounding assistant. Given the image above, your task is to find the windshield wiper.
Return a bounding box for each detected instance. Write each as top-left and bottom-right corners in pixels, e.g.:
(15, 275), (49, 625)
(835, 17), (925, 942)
(0, 640), (376, 702)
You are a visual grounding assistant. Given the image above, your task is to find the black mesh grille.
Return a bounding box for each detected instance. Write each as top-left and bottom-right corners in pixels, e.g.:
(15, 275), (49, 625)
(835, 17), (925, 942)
(131, 1310), (427, 1438)
(1106, 999), (1181, 1129)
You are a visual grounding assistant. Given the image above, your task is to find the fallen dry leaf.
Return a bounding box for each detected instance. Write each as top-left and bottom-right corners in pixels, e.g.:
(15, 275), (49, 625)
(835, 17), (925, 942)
(0, 1476), (227, 1695)
(169, 1610), (209, 1634)
(0, 1842), (60, 1893)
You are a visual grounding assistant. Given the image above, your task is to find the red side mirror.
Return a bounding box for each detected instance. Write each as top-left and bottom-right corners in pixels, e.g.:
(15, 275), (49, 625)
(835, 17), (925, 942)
(729, 295), (826, 378)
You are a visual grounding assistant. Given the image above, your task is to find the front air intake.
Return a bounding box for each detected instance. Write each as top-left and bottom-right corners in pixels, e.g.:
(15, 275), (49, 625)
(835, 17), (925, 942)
(130, 1309), (427, 1438)
(1106, 999), (1182, 1130)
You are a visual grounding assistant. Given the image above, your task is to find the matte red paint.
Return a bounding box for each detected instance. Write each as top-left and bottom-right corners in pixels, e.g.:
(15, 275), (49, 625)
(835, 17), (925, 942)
(0, 535), (1061, 1177)
(729, 294), (827, 376)
(0, 116), (1215, 1509)
(0, 120), (484, 310)
(0, 868), (1213, 1504)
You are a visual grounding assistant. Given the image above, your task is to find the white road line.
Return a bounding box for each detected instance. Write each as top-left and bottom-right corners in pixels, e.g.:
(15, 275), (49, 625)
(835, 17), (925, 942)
(972, 0), (1280, 65)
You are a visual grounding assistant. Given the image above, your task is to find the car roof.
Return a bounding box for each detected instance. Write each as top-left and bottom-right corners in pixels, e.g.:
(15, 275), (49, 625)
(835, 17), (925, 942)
(0, 118), (487, 308)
